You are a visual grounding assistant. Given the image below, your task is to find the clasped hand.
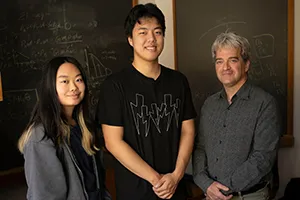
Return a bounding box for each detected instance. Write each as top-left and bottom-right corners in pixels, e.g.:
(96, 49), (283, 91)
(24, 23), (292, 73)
(205, 181), (232, 200)
(152, 173), (179, 199)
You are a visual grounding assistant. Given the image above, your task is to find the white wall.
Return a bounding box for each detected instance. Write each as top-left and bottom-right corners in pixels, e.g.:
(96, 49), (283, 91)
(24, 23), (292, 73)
(138, 0), (300, 198)
(277, 0), (300, 198)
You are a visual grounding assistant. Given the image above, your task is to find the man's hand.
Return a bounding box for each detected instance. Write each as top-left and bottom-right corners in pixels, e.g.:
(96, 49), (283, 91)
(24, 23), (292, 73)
(152, 173), (179, 199)
(150, 173), (163, 187)
(206, 181), (232, 200)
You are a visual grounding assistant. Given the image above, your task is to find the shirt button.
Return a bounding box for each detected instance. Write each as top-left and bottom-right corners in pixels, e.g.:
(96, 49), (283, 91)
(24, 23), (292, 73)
(214, 176), (218, 180)
(219, 140), (222, 144)
(216, 158), (219, 161)
(223, 124), (226, 127)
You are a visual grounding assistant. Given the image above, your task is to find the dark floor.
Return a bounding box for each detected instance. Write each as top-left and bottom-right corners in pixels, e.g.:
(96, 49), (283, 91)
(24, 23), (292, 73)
(0, 183), (27, 200)
(0, 171), (27, 200)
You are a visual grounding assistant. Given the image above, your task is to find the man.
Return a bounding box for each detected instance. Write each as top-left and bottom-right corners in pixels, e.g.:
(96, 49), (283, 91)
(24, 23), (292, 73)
(97, 3), (196, 200)
(193, 32), (281, 200)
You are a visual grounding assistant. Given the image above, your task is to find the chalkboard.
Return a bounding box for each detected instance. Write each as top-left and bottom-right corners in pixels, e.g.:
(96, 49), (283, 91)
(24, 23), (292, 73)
(174, 0), (294, 146)
(0, 0), (133, 171)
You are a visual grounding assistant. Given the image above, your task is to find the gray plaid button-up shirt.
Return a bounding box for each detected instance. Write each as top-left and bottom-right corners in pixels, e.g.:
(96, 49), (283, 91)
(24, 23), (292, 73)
(193, 80), (281, 193)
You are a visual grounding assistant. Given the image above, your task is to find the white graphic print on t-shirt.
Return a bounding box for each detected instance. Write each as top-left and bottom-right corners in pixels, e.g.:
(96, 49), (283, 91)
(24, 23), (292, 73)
(130, 93), (181, 137)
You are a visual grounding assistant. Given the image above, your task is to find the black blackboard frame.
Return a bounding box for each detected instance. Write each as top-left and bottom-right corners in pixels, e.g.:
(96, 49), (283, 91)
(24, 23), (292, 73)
(173, 0), (294, 147)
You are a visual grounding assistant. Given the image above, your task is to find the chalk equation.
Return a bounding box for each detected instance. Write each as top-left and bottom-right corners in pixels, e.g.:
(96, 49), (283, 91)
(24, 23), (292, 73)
(101, 50), (117, 60)
(18, 11), (50, 21)
(0, 89), (38, 123)
(249, 60), (278, 80)
(20, 20), (77, 33)
(252, 34), (275, 59)
(272, 81), (284, 96)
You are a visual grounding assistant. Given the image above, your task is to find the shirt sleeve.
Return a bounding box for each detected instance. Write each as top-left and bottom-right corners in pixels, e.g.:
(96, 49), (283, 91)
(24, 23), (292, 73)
(96, 78), (123, 126)
(182, 75), (197, 121)
(24, 134), (67, 200)
(192, 101), (214, 193)
(221, 96), (281, 192)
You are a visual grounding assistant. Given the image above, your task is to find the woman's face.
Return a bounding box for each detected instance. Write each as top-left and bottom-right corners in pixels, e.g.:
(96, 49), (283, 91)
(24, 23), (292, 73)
(56, 62), (85, 110)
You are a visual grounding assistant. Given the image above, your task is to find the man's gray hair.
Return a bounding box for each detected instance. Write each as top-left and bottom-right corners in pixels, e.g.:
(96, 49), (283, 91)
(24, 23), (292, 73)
(211, 32), (251, 62)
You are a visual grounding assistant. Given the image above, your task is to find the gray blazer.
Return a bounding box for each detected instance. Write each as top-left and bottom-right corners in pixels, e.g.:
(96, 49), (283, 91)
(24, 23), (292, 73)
(23, 125), (110, 200)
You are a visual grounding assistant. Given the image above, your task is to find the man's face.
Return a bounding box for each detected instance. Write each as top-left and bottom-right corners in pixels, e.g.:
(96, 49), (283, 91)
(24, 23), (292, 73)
(128, 17), (164, 63)
(215, 47), (249, 89)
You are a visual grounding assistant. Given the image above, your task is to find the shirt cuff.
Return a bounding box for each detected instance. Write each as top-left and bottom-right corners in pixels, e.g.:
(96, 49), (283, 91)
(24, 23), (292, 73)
(193, 173), (214, 193)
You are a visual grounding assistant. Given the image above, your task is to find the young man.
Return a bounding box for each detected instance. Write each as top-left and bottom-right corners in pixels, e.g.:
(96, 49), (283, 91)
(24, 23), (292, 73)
(97, 3), (196, 200)
(192, 32), (281, 200)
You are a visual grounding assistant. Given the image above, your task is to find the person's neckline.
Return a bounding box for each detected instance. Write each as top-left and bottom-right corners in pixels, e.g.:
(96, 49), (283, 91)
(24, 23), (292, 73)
(130, 64), (164, 83)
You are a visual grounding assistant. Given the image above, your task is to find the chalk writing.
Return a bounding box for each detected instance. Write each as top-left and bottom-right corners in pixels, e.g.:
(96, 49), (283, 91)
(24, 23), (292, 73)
(12, 50), (34, 68)
(253, 34), (275, 59)
(89, 90), (100, 107)
(31, 49), (48, 59)
(0, 89), (38, 122)
(34, 12), (50, 21)
(84, 47), (112, 88)
(199, 21), (246, 41)
(51, 44), (77, 56)
(5, 91), (33, 104)
(265, 63), (277, 77)
(20, 21), (76, 33)
(101, 50), (117, 60)
(21, 38), (49, 48)
(55, 33), (83, 44)
(248, 60), (264, 81)
(272, 81), (284, 95)
(18, 12), (50, 21)
(0, 46), (45, 71)
(62, 3), (71, 31)
(18, 12), (29, 21)
(88, 20), (98, 28)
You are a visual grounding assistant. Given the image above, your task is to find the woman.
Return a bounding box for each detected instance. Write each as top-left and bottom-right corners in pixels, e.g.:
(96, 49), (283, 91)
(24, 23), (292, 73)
(18, 56), (111, 200)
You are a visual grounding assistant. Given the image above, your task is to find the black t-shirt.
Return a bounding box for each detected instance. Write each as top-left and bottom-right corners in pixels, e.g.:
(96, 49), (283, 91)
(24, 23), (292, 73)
(97, 65), (196, 200)
(70, 125), (100, 200)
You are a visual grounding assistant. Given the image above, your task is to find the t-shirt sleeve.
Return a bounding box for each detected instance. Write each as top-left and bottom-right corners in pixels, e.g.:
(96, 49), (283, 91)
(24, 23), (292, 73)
(96, 78), (123, 126)
(182, 75), (197, 121)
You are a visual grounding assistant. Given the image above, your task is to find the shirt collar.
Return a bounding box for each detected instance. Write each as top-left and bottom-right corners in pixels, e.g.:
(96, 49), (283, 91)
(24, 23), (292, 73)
(218, 79), (252, 101)
(130, 64), (165, 83)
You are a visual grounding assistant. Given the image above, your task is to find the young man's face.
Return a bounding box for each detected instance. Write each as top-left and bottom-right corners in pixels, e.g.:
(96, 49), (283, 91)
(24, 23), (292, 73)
(215, 47), (249, 89)
(128, 17), (164, 63)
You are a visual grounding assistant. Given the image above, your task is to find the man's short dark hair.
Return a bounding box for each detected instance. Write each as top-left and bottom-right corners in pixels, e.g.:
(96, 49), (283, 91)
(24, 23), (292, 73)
(124, 3), (166, 38)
